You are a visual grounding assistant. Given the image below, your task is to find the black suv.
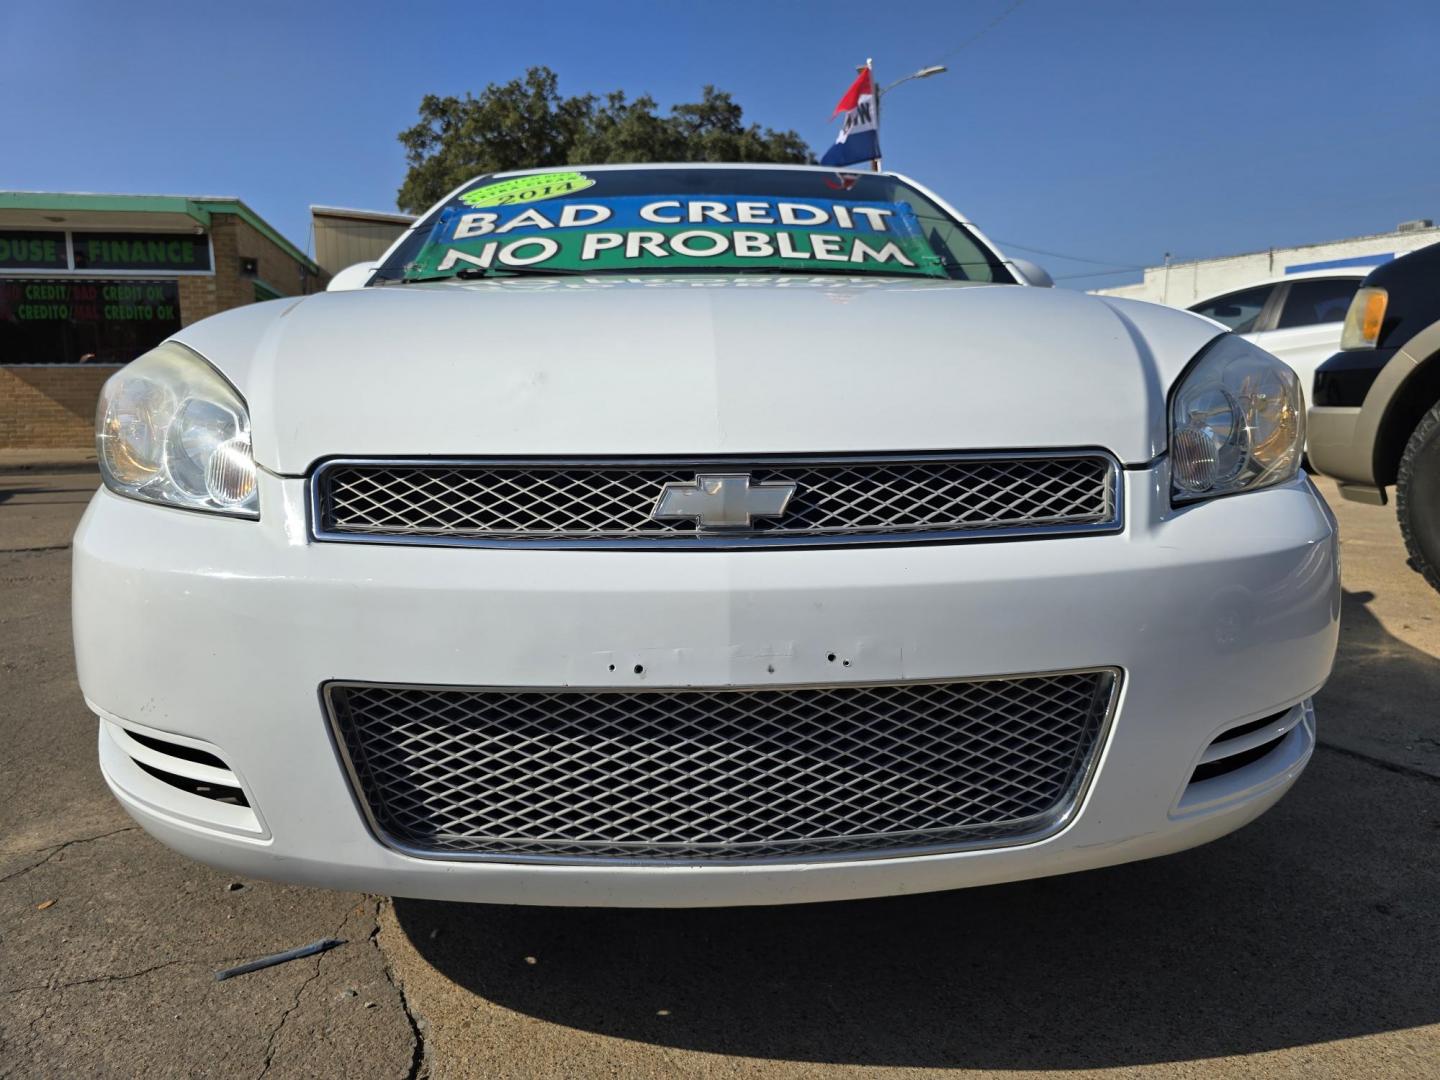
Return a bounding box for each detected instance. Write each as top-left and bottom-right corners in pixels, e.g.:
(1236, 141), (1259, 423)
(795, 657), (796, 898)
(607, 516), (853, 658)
(1310, 240), (1440, 591)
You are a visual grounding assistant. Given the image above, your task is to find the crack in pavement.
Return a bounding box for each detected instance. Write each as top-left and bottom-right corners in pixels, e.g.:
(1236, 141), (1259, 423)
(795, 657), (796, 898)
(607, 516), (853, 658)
(2, 829), (420, 1078)
(1, 958), (204, 996)
(255, 901), (374, 1079)
(15, 1002), (53, 1072)
(369, 898), (428, 1080)
(0, 826), (139, 886)
(255, 954), (329, 1079)
(1316, 740), (1440, 783)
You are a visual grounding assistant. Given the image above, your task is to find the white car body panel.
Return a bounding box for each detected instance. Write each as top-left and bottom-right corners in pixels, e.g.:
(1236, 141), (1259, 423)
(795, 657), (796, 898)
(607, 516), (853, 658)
(174, 280), (1218, 474)
(74, 468), (1336, 907)
(74, 164), (1340, 907)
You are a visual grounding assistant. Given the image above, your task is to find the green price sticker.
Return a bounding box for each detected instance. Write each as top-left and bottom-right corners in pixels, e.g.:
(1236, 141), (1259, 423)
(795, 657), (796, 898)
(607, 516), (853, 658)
(459, 172), (596, 208)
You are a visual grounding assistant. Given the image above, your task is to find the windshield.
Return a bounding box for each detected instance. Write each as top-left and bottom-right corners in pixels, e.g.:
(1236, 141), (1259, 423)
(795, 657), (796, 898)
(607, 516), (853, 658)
(371, 167), (1013, 285)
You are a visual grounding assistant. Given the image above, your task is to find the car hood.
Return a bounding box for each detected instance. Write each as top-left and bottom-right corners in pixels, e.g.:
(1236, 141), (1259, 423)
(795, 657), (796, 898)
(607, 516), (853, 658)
(173, 276), (1221, 474)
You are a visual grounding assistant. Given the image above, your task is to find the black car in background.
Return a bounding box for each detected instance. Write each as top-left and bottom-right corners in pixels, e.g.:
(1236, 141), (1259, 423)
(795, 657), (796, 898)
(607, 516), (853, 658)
(1310, 241), (1440, 592)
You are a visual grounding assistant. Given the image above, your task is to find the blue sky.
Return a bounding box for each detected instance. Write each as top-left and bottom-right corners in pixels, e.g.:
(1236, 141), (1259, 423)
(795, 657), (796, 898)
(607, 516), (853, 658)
(4, 0), (1436, 289)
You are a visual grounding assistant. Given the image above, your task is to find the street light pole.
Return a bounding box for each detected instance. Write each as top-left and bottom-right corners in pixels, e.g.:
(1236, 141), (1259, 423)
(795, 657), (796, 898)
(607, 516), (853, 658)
(865, 62), (947, 172)
(879, 64), (948, 97)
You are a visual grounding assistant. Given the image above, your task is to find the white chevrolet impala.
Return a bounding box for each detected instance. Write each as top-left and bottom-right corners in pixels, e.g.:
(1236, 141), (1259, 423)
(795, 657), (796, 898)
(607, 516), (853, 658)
(74, 164), (1339, 907)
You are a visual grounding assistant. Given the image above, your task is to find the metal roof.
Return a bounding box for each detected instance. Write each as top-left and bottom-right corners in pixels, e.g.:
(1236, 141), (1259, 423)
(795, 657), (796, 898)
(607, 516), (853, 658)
(0, 191), (319, 274)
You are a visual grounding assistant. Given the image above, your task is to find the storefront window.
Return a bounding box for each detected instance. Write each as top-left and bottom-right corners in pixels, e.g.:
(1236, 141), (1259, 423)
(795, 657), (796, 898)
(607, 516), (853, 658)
(0, 230), (67, 270)
(0, 278), (181, 365)
(71, 232), (211, 273)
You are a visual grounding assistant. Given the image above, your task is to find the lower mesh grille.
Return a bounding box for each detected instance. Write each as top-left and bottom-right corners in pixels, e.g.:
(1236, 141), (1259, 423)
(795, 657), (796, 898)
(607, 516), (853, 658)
(326, 671), (1117, 863)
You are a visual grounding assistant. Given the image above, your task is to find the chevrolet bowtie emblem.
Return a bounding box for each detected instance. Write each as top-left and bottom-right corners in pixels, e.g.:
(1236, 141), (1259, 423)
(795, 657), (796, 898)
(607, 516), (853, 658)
(652, 473), (798, 530)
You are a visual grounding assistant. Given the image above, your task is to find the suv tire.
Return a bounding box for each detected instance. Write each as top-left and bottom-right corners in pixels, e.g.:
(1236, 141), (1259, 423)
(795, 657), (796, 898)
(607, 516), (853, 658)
(1397, 400), (1440, 594)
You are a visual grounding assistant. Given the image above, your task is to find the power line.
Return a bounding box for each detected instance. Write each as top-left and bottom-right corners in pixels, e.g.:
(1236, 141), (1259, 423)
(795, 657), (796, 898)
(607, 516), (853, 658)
(930, 0), (1026, 63)
(993, 238), (1145, 270)
(1053, 268), (1145, 281)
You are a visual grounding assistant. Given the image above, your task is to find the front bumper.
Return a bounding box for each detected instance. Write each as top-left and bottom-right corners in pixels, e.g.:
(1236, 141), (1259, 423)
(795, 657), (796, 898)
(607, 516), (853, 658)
(1307, 401), (1382, 501)
(74, 466), (1339, 907)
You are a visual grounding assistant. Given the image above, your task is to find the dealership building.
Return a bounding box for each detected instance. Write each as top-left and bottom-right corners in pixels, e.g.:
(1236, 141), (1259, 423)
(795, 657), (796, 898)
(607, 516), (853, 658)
(0, 192), (335, 451)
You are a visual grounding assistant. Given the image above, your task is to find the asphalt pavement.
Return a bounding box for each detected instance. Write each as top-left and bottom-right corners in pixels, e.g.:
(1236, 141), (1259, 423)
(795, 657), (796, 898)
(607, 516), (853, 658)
(2, 469), (1437, 1078)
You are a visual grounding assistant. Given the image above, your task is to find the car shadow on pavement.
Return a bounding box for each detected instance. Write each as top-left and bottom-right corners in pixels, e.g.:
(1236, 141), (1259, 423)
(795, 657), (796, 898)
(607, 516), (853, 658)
(0, 486), (95, 505)
(393, 590), (1440, 1070)
(1321, 587), (1440, 775)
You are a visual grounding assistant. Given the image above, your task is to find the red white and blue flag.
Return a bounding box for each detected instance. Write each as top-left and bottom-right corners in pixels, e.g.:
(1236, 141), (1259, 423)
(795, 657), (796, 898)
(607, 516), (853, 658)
(821, 68), (880, 167)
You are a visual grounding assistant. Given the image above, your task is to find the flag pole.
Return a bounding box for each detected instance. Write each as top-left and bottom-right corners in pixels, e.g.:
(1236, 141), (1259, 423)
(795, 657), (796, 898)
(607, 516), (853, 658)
(868, 59), (881, 172)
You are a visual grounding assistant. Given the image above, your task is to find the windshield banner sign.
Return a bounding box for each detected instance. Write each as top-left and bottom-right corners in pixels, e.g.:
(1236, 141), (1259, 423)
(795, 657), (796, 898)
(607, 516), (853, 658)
(404, 195), (947, 279)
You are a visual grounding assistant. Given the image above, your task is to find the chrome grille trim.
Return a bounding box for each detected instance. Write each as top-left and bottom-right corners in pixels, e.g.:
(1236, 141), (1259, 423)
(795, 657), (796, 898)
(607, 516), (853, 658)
(324, 669), (1120, 866)
(308, 451), (1123, 550)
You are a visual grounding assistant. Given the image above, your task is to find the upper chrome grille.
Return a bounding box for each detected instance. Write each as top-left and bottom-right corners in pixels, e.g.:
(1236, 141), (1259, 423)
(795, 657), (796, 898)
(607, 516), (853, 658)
(310, 452), (1121, 549)
(325, 670), (1118, 864)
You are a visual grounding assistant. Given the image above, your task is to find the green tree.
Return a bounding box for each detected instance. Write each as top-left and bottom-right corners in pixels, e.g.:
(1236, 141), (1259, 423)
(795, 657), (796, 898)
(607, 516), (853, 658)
(396, 67), (814, 214)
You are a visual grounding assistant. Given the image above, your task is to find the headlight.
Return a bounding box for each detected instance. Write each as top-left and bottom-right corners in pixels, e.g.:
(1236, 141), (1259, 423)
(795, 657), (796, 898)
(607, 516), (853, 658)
(1170, 334), (1303, 504)
(96, 341), (258, 518)
(1340, 286), (1387, 349)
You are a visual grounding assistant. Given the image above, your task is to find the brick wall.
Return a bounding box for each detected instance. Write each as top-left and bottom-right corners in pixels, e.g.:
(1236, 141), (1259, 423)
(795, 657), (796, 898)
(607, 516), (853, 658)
(177, 275), (218, 327)
(0, 365), (117, 450)
(210, 214), (323, 308)
(1, 213), (327, 452)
